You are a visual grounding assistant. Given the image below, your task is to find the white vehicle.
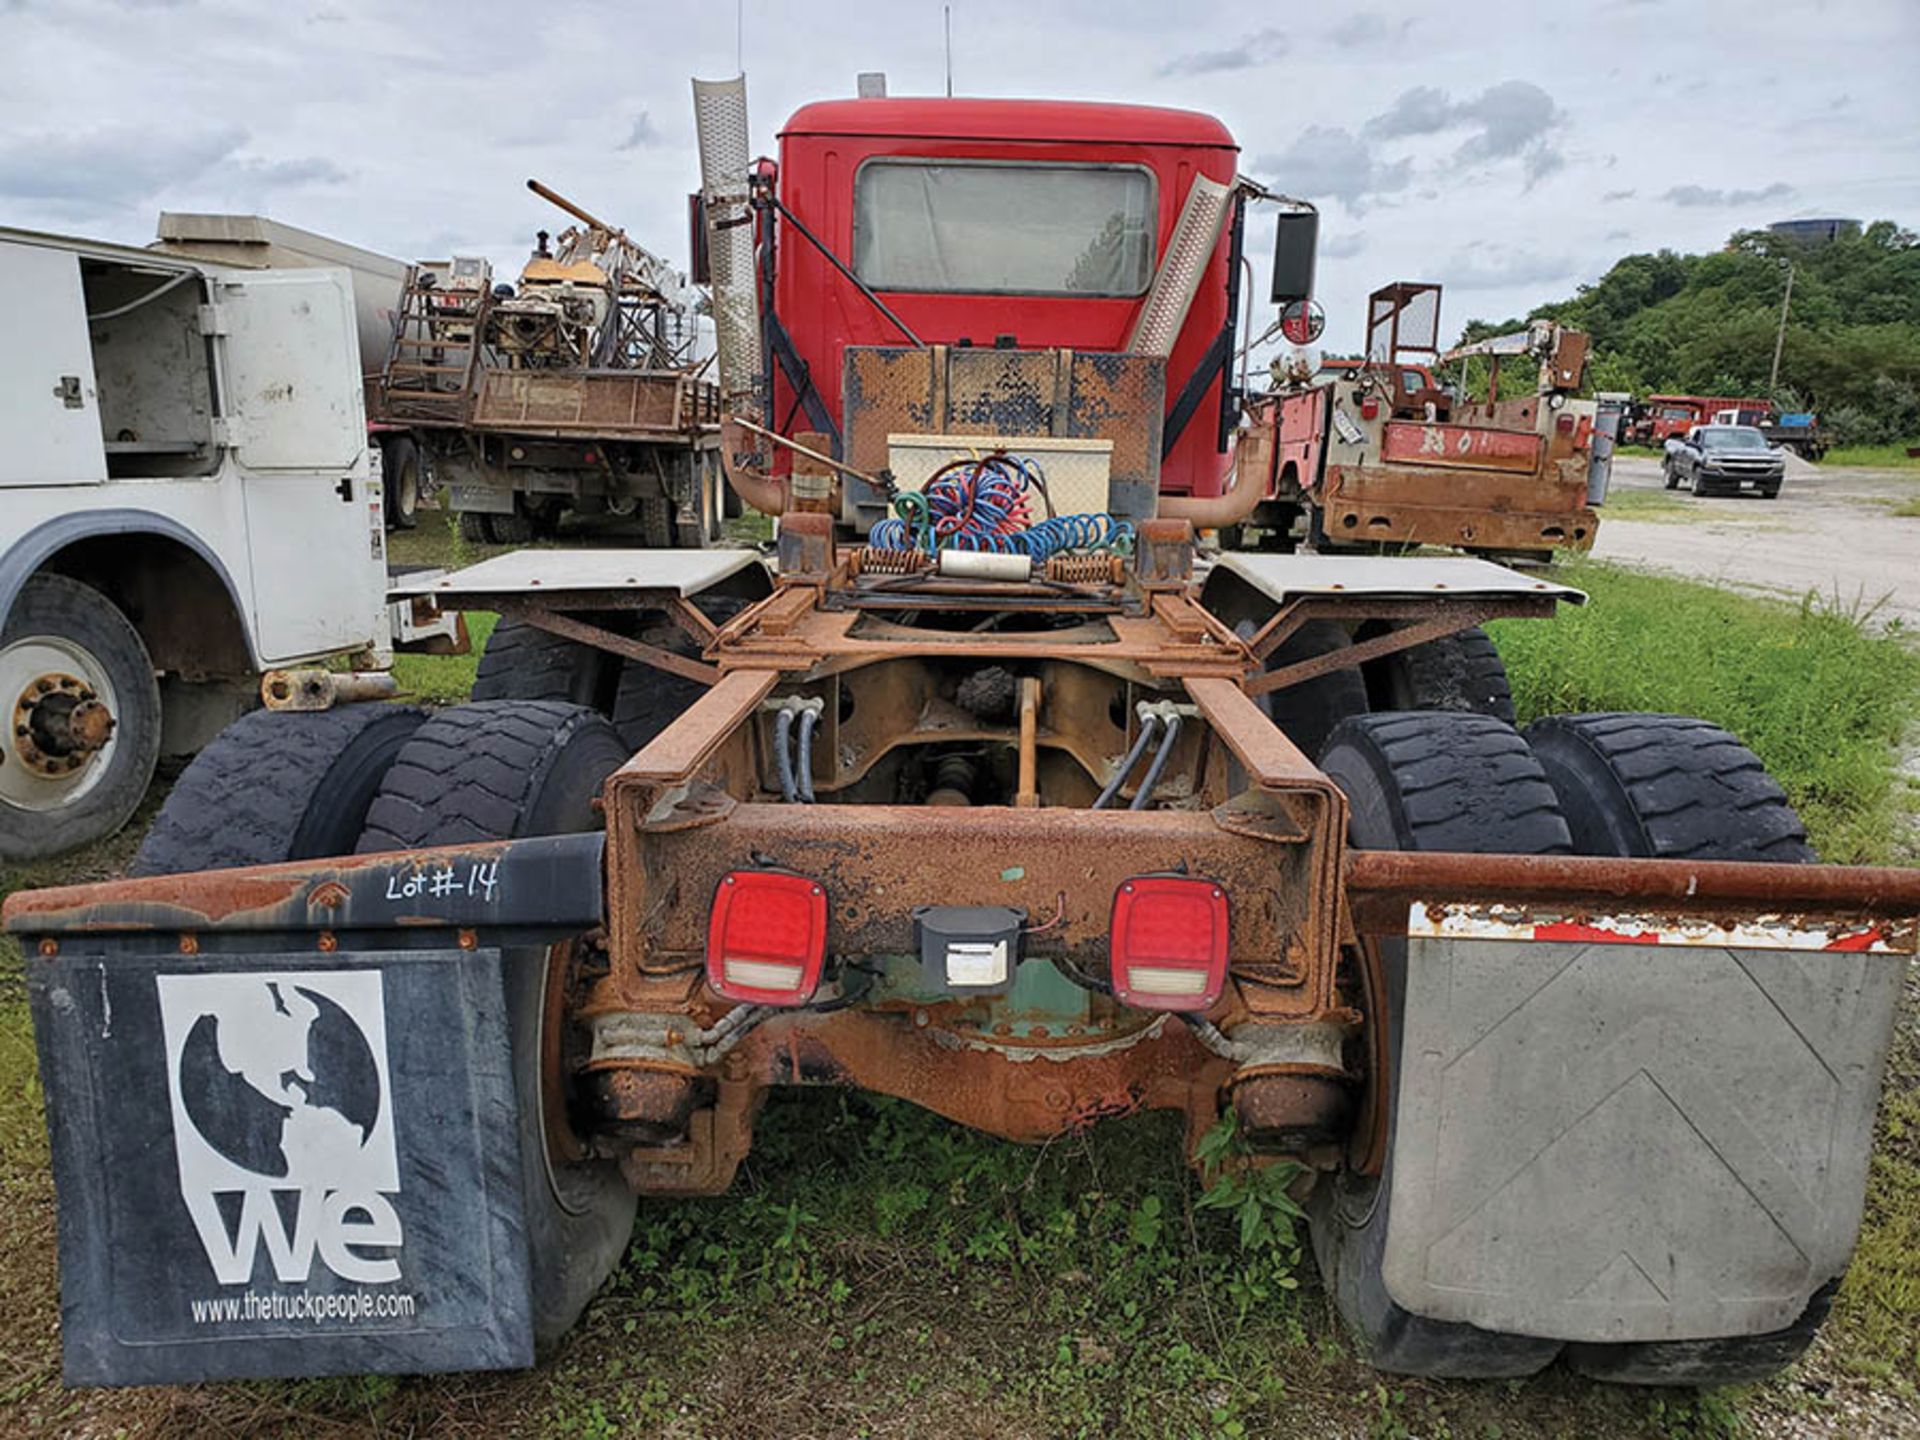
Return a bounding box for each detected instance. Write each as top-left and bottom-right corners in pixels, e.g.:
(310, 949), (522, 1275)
(0, 227), (395, 860)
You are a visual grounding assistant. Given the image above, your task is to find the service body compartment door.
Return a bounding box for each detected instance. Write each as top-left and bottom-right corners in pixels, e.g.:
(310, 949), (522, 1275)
(0, 240), (106, 487)
(215, 269), (386, 662)
(29, 942), (534, 1383)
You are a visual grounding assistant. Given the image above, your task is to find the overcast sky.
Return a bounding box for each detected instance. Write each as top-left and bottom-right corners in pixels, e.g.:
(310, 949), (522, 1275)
(3, 0), (1915, 355)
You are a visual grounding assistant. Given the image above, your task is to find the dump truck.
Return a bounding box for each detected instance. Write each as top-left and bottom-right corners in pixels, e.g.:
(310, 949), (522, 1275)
(371, 182), (724, 546)
(7, 81), (1917, 1394)
(0, 225), (456, 863)
(1621, 393), (1774, 449)
(1238, 285), (1609, 557)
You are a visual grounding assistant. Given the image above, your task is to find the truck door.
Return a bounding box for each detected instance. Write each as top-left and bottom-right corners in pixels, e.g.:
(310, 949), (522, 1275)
(213, 269), (387, 664)
(0, 240), (107, 486)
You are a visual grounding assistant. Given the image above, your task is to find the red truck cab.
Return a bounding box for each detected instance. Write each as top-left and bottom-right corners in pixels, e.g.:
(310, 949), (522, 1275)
(771, 98), (1241, 515)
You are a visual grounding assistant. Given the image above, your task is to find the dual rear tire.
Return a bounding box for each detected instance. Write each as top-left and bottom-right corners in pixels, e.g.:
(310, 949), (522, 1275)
(134, 697), (637, 1352)
(1314, 708), (1829, 1386)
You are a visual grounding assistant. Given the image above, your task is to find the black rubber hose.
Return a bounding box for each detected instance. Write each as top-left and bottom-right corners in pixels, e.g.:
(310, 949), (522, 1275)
(774, 706), (798, 804)
(796, 706), (819, 803)
(1129, 714), (1183, 811)
(1092, 714), (1159, 810)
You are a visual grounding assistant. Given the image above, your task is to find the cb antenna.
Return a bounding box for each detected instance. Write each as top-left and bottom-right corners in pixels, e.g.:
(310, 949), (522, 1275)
(944, 4), (953, 97)
(736, 0), (744, 73)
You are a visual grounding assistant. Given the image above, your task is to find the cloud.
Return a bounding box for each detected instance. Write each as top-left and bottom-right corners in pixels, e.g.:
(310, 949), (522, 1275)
(1322, 230), (1368, 259)
(1254, 127), (1411, 209)
(1327, 12), (1408, 48)
(1443, 247), (1577, 291)
(1454, 80), (1558, 161)
(1158, 27), (1286, 76)
(1366, 85), (1454, 138)
(1602, 188), (1636, 201)
(0, 124), (244, 212)
(1605, 228), (1632, 241)
(1523, 146), (1565, 187)
(1363, 79), (1563, 190)
(231, 155), (348, 186)
(1660, 182), (1795, 207)
(618, 110), (661, 150)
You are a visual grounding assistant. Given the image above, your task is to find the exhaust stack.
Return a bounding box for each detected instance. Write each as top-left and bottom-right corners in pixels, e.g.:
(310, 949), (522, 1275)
(692, 76), (764, 425)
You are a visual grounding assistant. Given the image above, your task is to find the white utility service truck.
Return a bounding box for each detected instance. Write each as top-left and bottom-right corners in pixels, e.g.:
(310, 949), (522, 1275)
(0, 226), (412, 861)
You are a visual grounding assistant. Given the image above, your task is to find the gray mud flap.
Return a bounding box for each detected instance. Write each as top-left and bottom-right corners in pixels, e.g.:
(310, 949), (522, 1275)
(1380, 917), (1905, 1344)
(29, 942), (533, 1385)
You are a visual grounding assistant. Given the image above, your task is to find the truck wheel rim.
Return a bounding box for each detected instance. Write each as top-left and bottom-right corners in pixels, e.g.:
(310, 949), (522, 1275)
(0, 636), (119, 813)
(537, 940), (599, 1216)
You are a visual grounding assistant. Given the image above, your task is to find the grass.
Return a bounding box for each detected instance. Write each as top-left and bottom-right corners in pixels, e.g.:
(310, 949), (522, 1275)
(1490, 560), (1920, 864)
(1821, 443), (1920, 470)
(1599, 488), (1694, 521)
(1889, 496), (1920, 518)
(1, 557), (1918, 1436)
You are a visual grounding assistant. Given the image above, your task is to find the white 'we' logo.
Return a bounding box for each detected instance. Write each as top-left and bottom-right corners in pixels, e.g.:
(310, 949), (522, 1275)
(156, 971), (403, 1286)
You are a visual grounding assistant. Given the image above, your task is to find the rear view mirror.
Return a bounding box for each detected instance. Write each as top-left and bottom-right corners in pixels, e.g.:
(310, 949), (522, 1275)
(688, 193), (711, 285)
(1270, 208), (1318, 306)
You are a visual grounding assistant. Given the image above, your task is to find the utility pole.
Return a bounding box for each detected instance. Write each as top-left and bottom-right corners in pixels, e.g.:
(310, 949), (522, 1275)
(1768, 261), (1794, 396)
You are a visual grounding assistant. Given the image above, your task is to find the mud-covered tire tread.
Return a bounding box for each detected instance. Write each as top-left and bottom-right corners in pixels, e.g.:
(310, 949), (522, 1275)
(1525, 712), (1813, 862)
(1311, 712), (1570, 1379)
(1528, 712), (1825, 1385)
(352, 698), (634, 1352)
(1566, 1282), (1837, 1386)
(133, 705), (425, 875)
(472, 621), (614, 711)
(1259, 619), (1370, 760)
(1380, 626), (1515, 724)
(357, 700), (620, 851)
(1325, 711), (1571, 855)
(473, 617), (703, 753)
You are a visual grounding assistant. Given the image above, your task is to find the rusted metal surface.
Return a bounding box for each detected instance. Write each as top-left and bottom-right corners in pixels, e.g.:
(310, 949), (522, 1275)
(501, 602), (719, 686)
(3, 834), (603, 936)
(774, 511), (836, 577)
(1381, 420), (1543, 472)
(1407, 899), (1917, 954)
(615, 803), (1335, 1017)
(1228, 1072), (1350, 1150)
(616, 670), (775, 784)
(1242, 595), (1556, 668)
(841, 345), (1166, 520)
(587, 1068), (709, 1143)
(1246, 613), (1476, 698)
(1319, 459), (1598, 553)
(1182, 677), (1322, 785)
(468, 369), (715, 437)
(260, 668), (400, 711)
(715, 589), (1248, 683)
(1345, 849), (1920, 932)
(10, 670), (114, 776)
(1134, 519), (1194, 589)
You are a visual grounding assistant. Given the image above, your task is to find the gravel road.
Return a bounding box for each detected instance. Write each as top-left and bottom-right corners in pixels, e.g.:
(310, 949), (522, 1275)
(1593, 455), (1920, 629)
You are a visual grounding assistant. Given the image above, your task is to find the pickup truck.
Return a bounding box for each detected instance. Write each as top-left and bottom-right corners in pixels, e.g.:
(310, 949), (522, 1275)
(1663, 424), (1787, 498)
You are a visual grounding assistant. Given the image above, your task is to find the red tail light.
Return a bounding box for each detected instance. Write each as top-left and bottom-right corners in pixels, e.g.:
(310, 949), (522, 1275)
(706, 870), (828, 1005)
(1109, 876), (1230, 1011)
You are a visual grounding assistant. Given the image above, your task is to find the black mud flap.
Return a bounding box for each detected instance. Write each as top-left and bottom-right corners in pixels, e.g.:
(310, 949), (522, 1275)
(30, 942), (533, 1385)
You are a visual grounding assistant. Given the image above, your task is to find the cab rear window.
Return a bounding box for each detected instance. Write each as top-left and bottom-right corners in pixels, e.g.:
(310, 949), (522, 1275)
(852, 160), (1156, 297)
